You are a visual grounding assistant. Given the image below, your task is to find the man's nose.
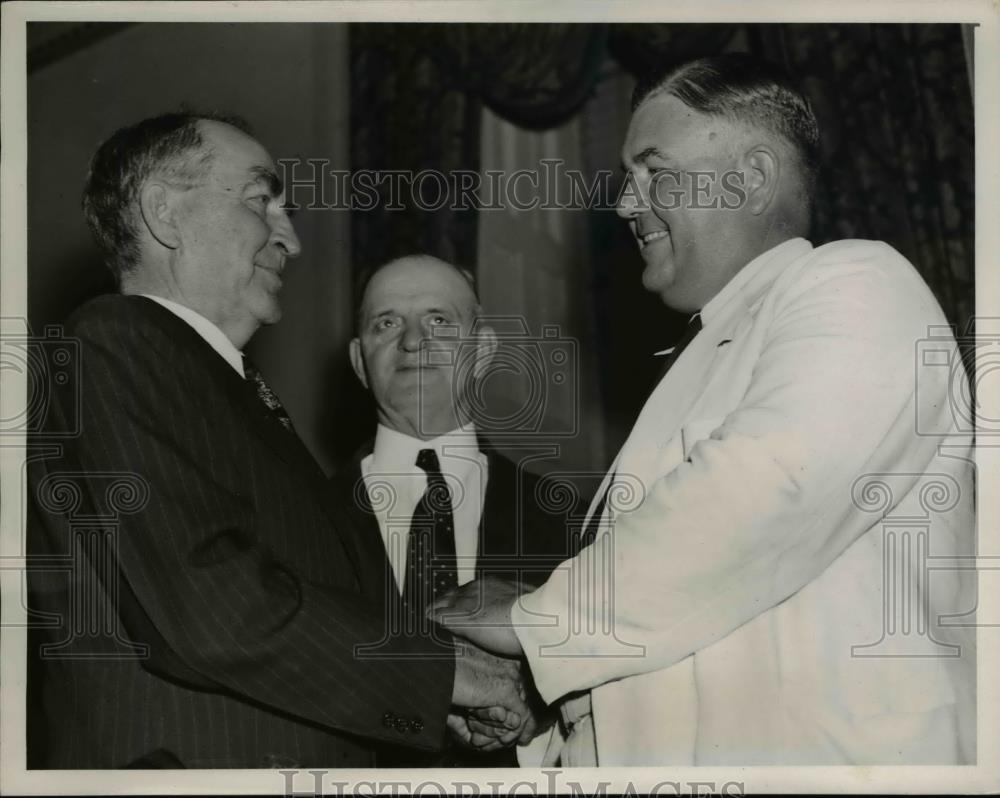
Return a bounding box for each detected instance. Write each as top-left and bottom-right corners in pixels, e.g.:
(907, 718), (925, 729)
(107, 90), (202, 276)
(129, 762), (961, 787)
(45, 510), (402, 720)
(399, 322), (424, 352)
(616, 173), (644, 220)
(270, 211), (302, 258)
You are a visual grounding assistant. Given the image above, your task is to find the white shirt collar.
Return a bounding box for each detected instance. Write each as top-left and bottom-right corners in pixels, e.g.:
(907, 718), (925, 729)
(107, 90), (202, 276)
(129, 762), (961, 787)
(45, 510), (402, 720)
(140, 294), (245, 377)
(370, 423), (480, 473)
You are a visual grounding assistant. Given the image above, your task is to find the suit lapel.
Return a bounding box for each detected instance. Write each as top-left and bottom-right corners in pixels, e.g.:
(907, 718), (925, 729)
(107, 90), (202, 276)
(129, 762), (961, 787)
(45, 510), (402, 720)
(336, 447), (395, 605)
(476, 445), (521, 580)
(130, 296), (366, 580)
(132, 296), (327, 484)
(635, 293), (752, 453)
(635, 240), (813, 453)
(222, 369), (328, 483)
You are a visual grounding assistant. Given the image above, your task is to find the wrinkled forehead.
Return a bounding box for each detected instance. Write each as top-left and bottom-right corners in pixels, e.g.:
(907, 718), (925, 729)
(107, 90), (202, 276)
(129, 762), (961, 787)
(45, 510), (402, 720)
(622, 93), (737, 166)
(362, 258), (478, 319)
(197, 119), (280, 189)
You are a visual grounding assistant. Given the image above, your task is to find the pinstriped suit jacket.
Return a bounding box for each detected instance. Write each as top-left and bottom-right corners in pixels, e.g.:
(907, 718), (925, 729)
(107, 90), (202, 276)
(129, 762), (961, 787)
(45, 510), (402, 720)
(27, 295), (456, 768)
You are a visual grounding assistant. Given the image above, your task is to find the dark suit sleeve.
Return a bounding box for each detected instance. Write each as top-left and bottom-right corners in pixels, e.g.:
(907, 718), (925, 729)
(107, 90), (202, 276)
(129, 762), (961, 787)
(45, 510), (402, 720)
(59, 302), (455, 750)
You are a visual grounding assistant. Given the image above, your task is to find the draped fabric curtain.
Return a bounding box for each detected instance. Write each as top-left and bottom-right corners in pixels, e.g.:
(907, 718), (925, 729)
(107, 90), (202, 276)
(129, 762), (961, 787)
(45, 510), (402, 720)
(752, 24), (975, 336)
(348, 23), (974, 471)
(349, 24), (483, 272)
(349, 22), (973, 329)
(476, 105), (608, 477)
(349, 23), (606, 273)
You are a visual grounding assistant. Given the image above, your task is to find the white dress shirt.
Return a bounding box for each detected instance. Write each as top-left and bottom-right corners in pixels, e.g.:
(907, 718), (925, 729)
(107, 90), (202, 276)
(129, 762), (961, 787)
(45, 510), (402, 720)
(360, 424), (488, 591)
(140, 294), (245, 377)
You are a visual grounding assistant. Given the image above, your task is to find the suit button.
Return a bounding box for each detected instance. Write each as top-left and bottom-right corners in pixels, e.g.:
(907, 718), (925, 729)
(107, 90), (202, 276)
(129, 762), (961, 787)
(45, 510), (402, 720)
(394, 717), (410, 733)
(382, 712), (395, 729)
(411, 717), (424, 733)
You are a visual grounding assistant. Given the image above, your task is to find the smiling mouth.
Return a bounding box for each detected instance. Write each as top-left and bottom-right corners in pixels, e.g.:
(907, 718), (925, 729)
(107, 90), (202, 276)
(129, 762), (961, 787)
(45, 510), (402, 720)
(638, 229), (670, 248)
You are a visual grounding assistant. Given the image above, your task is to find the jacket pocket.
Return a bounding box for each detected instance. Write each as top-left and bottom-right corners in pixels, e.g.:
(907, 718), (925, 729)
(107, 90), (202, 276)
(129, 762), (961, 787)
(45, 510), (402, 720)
(681, 416), (726, 461)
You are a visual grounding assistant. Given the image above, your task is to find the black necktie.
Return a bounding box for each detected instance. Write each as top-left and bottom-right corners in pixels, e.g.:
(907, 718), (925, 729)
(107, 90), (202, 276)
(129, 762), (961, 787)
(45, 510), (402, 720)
(655, 312), (703, 382)
(403, 449), (458, 618)
(579, 312), (704, 549)
(243, 358), (295, 433)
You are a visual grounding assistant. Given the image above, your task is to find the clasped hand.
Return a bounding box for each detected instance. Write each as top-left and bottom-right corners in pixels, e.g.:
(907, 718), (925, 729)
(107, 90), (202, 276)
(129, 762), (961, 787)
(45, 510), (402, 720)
(437, 578), (548, 751)
(431, 576), (525, 657)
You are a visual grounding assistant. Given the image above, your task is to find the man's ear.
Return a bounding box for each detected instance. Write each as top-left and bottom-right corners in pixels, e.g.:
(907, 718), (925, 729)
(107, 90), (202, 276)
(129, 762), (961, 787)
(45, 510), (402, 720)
(472, 325), (498, 381)
(349, 338), (369, 389)
(138, 180), (181, 249)
(742, 145), (780, 216)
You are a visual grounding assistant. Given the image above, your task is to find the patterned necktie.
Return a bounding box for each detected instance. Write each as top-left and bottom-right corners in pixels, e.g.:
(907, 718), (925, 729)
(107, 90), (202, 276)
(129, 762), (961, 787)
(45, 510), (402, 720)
(403, 449), (458, 617)
(579, 312), (704, 549)
(243, 358), (295, 433)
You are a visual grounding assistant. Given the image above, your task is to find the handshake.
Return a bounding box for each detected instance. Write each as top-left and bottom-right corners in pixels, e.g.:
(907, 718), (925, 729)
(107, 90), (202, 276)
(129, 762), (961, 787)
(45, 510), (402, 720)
(430, 577), (547, 752)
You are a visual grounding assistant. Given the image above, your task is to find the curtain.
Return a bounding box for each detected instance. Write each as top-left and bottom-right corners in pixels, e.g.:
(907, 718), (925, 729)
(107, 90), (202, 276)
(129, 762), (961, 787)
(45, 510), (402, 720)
(476, 104), (608, 479)
(349, 24), (482, 272)
(752, 24), (975, 337)
(348, 23), (605, 276)
(348, 23), (975, 471)
(350, 23), (973, 330)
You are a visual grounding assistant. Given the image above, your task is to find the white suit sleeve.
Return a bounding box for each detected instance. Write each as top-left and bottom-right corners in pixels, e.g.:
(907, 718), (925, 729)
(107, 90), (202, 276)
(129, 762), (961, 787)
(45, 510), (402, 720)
(513, 245), (956, 704)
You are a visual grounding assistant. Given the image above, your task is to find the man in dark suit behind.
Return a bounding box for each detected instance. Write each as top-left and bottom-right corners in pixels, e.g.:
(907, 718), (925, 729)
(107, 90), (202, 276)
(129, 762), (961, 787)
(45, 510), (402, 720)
(338, 255), (577, 765)
(26, 113), (531, 769)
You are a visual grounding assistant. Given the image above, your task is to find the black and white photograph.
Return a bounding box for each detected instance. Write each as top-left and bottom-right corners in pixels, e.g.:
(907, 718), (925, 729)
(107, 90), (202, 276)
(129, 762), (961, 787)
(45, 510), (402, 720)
(1, 1), (997, 795)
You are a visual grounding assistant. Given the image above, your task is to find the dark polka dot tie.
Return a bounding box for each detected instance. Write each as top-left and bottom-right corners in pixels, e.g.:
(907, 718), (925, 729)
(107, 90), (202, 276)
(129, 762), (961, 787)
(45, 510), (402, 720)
(403, 448), (458, 619)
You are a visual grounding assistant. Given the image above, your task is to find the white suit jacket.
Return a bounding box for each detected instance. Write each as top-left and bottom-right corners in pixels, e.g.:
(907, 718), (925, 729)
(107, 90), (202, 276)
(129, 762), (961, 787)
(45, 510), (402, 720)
(514, 238), (976, 766)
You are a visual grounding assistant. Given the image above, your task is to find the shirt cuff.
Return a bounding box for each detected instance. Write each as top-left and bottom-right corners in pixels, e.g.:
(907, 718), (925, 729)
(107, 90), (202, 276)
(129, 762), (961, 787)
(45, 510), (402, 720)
(512, 571), (576, 704)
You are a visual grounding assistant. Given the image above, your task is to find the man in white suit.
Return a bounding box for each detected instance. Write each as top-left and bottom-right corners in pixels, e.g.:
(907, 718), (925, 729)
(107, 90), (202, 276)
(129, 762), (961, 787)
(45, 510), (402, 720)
(432, 53), (976, 766)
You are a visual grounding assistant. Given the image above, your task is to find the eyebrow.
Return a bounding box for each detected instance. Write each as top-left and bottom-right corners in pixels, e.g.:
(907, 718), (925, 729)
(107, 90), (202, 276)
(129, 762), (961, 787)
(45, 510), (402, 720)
(621, 146), (674, 171)
(244, 166), (283, 197)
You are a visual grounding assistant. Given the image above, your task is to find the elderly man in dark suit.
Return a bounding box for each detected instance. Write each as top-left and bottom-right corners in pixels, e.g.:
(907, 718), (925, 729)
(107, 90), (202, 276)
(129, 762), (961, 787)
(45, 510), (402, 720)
(26, 112), (530, 769)
(338, 254), (574, 765)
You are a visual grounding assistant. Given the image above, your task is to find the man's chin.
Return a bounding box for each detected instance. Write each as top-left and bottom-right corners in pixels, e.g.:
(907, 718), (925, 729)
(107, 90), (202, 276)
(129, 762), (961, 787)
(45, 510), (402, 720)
(254, 295), (283, 325)
(641, 261), (674, 296)
(387, 384), (461, 434)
